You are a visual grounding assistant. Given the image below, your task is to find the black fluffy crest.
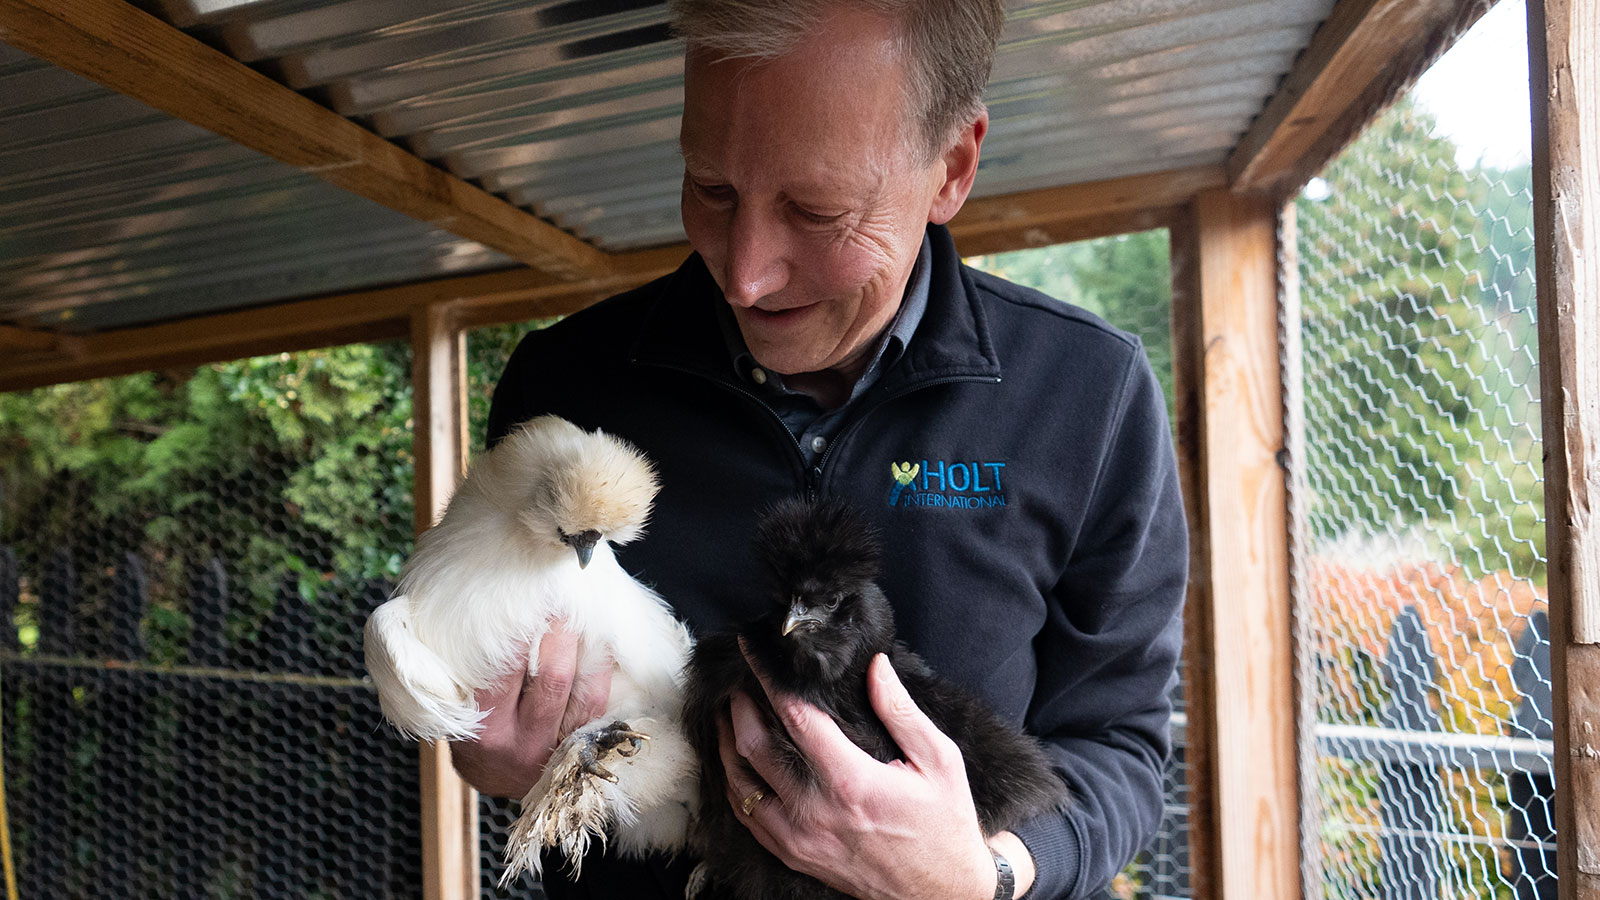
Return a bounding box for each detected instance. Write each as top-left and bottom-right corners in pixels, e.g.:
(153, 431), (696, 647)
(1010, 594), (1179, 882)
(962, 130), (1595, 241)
(753, 497), (880, 592)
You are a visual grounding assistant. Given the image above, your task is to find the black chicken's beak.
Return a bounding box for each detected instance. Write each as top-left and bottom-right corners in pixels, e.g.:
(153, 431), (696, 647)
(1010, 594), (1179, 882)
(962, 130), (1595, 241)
(782, 600), (824, 636)
(563, 529), (602, 569)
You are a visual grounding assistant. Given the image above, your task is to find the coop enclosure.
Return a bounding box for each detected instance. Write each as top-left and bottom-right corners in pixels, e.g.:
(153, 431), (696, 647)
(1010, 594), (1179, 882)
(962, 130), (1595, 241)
(0, 0), (1594, 899)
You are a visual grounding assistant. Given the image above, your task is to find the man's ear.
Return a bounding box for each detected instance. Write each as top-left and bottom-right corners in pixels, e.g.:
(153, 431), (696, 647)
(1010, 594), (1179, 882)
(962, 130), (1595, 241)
(928, 110), (988, 225)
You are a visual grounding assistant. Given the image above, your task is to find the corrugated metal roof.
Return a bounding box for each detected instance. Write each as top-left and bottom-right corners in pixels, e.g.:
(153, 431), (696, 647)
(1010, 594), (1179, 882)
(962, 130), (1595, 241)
(1, 0), (1338, 334)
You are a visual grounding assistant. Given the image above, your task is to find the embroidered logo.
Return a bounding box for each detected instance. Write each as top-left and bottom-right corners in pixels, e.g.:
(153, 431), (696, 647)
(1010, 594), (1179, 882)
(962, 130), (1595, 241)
(888, 461), (921, 504)
(887, 459), (1007, 509)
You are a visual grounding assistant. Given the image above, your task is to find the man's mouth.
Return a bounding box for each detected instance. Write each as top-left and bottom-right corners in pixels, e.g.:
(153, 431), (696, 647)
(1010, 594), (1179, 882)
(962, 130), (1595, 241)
(743, 302), (817, 324)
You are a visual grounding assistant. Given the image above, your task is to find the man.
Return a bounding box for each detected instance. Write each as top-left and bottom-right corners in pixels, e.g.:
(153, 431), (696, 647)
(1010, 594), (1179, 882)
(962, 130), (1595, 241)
(455, 2), (1186, 898)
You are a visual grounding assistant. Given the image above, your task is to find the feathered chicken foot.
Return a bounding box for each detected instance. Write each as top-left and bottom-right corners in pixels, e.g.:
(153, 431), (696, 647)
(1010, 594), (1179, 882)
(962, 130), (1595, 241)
(576, 720), (649, 783)
(501, 719), (653, 885)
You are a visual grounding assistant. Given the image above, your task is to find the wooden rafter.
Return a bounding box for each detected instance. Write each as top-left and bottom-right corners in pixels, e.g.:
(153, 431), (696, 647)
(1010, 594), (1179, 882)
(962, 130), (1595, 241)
(1228, 0), (1495, 196)
(951, 166), (1225, 256)
(0, 0), (615, 280)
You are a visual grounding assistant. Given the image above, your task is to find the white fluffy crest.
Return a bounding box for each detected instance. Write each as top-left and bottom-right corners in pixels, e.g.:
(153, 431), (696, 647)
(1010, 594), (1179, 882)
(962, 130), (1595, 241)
(361, 414), (696, 878)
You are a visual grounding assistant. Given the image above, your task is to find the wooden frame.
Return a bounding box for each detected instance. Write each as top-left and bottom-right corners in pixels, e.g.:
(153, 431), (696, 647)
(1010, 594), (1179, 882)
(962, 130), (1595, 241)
(1228, 0), (1496, 196)
(1170, 189), (1300, 900)
(410, 305), (478, 900)
(0, 1), (1548, 890)
(1528, 0), (1600, 896)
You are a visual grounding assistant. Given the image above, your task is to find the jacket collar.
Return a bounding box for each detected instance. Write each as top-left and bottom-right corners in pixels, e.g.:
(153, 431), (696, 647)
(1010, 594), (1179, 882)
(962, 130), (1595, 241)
(628, 223), (1001, 391)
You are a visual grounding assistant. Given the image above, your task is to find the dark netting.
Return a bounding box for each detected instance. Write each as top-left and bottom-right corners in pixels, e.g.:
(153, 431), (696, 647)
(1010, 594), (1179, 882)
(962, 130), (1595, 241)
(0, 342), (421, 898)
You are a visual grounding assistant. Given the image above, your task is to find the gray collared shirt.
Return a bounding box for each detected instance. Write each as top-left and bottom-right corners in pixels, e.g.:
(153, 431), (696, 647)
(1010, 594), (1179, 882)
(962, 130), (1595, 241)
(718, 233), (932, 467)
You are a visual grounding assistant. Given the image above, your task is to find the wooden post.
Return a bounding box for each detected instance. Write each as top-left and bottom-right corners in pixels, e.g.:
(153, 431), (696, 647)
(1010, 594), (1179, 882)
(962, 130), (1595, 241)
(410, 303), (478, 900)
(1528, 0), (1600, 897)
(1171, 189), (1301, 900)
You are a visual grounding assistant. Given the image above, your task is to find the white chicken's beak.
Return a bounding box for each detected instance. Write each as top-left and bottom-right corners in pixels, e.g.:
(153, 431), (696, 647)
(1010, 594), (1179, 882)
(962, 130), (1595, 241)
(563, 529), (602, 569)
(782, 601), (824, 636)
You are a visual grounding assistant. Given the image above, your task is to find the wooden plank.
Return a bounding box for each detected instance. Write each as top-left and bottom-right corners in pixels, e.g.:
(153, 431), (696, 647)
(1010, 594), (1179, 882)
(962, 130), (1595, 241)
(1167, 212), (1219, 900)
(0, 0), (614, 279)
(1182, 188), (1300, 899)
(0, 251), (685, 392)
(1229, 0), (1495, 195)
(950, 166), (1225, 254)
(410, 304), (477, 900)
(1528, 0), (1600, 895)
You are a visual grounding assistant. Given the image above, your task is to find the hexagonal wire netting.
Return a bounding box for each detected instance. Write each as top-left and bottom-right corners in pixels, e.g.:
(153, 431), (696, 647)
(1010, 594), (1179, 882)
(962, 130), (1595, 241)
(1286, 3), (1554, 898)
(0, 342), (422, 898)
(465, 230), (1188, 900)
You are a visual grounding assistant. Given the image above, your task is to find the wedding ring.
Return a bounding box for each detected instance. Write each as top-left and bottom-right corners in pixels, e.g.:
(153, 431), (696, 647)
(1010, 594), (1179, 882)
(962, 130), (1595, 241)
(741, 788), (767, 816)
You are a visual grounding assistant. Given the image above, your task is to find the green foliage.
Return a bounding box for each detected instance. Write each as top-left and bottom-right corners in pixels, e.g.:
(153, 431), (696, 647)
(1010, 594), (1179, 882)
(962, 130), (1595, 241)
(1295, 96), (1543, 581)
(0, 344), (415, 660)
(466, 319), (559, 455)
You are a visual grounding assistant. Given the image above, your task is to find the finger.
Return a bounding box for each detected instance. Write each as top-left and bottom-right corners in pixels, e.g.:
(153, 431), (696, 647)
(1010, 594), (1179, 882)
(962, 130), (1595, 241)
(559, 657), (613, 740)
(473, 638), (536, 713)
(727, 690), (811, 799)
(716, 712), (798, 864)
(739, 640), (872, 774)
(521, 621), (581, 733)
(867, 653), (960, 773)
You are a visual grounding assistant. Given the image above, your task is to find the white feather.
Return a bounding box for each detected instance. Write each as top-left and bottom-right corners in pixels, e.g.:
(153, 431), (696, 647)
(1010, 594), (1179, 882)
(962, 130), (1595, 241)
(362, 415), (697, 881)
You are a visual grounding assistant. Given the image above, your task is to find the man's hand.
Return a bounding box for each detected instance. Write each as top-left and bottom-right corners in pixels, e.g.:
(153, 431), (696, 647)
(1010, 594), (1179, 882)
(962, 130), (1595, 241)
(718, 649), (1036, 900)
(451, 620), (613, 799)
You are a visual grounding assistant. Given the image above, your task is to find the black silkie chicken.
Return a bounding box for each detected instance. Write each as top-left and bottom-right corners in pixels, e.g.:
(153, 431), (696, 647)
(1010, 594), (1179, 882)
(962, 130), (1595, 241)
(683, 498), (1071, 899)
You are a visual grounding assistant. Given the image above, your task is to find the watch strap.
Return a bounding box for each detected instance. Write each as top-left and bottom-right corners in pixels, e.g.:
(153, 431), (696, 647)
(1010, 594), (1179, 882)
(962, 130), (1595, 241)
(990, 847), (1016, 900)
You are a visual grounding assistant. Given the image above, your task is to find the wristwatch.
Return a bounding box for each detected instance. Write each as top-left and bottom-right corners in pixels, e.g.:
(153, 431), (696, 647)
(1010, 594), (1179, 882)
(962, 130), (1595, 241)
(990, 847), (1016, 900)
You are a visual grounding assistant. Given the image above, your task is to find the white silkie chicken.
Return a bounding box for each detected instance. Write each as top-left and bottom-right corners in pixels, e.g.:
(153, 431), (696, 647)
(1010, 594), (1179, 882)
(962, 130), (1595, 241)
(363, 415), (696, 883)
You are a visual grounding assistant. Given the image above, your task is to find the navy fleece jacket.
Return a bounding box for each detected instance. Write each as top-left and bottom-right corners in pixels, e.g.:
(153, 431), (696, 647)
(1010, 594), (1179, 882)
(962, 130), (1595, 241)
(487, 223), (1187, 900)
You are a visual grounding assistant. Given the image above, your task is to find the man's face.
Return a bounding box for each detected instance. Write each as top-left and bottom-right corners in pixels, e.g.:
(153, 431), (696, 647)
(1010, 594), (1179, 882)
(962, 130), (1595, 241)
(678, 9), (948, 376)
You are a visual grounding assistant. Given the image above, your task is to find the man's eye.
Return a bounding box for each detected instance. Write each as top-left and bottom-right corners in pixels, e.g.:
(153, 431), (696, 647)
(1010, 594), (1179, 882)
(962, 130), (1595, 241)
(690, 180), (734, 205)
(792, 204), (846, 225)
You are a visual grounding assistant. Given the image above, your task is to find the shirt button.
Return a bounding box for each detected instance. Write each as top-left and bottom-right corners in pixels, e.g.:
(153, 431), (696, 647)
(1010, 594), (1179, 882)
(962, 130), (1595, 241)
(811, 436), (827, 454)
(750, 367), (768, 385)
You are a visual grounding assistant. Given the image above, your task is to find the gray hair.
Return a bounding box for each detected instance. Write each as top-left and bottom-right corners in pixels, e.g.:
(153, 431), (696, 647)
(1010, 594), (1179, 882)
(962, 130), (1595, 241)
(669, 0), (1005, 161)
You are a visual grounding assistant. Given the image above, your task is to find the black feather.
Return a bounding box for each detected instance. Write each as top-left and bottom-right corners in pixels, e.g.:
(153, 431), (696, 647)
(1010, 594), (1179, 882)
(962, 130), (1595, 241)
(683, 498), (1072, 900)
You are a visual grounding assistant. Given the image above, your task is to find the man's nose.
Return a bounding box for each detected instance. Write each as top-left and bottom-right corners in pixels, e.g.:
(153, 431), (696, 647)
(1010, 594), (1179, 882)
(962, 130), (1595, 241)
(722, 206), (789, 307)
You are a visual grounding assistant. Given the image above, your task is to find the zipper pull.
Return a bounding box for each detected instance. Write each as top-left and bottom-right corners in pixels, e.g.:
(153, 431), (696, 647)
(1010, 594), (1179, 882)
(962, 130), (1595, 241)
(807, 466), (823, 502)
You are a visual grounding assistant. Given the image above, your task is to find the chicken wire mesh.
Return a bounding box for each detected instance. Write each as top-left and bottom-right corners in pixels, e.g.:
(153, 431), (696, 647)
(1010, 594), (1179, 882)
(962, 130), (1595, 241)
(466, 230), (1189, 900)
(1286, 9), (1552, 898)
(0, 342), (422, 899)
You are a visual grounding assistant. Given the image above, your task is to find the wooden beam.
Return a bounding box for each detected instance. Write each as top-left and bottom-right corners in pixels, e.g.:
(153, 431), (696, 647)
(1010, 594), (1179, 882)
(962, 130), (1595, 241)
(1228, 0), (1495, 196)
(1528, 0), (1600, 896)
(0, 249), (685, 392)
(951, 166), (1226, 255)
(0, 0), (614, 280)
(1178, 188), (1299, 899)
(410, 304), (478, 900)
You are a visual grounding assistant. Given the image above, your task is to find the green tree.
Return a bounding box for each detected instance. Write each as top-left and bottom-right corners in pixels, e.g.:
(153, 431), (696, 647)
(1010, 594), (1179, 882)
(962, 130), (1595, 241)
(0, 343), (414, 662)
(1295, 96), (1542, 580)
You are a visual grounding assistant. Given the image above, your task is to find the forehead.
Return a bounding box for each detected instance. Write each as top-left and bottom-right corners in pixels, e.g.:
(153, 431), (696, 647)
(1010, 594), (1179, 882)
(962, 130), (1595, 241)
(678, 12), (916, 187)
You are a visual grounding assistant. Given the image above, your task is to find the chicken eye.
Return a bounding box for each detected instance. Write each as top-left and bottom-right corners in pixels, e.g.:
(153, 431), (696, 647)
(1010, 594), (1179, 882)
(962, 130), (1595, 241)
(825, 594), (841, 611)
